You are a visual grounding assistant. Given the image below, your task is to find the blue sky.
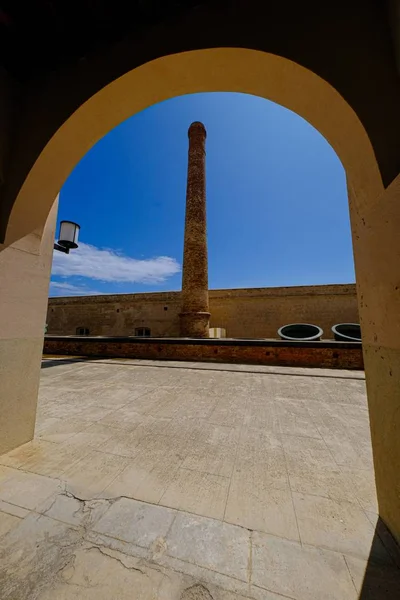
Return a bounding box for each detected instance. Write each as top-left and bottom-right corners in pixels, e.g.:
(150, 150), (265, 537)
(50, 92), (354, 297)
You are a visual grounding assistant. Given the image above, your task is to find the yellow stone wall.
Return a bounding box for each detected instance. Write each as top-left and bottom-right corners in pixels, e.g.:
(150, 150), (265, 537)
(46, 283), (358, 340)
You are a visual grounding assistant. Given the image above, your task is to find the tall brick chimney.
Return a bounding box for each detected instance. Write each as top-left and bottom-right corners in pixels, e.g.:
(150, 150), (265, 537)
(179, 122), (210, 338)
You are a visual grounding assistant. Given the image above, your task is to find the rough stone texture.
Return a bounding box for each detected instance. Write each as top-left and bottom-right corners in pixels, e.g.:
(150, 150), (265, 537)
(43, 336), (364, 370)
(46, 283), (358, 339)
(0, 357), (399, 599)
(179, 122), (210, 338)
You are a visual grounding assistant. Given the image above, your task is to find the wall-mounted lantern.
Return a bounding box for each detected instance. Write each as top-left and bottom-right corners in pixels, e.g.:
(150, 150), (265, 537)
(54, 221), (80, 254)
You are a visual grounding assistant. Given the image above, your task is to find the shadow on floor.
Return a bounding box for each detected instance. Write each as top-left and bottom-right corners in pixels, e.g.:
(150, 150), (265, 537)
(359, 518), (400, 598)
(90, 359), (365, 380)
(41, 357), (99, 369)
(41, 354), (365, 379)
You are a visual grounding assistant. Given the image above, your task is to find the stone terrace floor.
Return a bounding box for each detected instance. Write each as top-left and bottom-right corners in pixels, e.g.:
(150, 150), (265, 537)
(0, 358), (400, 599)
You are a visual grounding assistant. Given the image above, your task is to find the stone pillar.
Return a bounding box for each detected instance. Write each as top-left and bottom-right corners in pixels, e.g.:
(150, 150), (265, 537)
(349, 174), (400, 544)
(0, 198), (57, 454)
(179, 122), (210, 338)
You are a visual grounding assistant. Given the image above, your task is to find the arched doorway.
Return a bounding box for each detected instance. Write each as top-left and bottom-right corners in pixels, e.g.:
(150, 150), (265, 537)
(0, 47), (399, 545)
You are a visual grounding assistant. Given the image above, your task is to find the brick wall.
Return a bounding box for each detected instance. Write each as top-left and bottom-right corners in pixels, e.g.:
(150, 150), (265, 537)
(43, 336), (364, 370)
(47, 283), (358, 339)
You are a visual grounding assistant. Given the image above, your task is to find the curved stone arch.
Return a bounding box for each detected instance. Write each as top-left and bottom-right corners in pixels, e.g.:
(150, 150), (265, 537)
(3, 45), (400, 544)
(4, 47), (383, 247)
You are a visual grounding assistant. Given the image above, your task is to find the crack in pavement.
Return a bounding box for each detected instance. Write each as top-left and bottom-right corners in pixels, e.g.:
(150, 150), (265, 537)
(83, 544), (147, 576)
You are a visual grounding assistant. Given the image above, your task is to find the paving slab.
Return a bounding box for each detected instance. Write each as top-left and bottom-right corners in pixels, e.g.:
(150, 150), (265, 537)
(166, 512), (250, 582)
(292, 492), (391, 562)
(0, 358), (396, 600)
(103, 447), (184, 504)
(252, 531), (357, 600)
(344, 554), (400, 598)
(0, 511), (23, 538)
(224, 474), (299, 541)
(161, 468), (230, 520)
(62, 450), (131, 499)
(93, 497), (176, 548)
(0, 466), (63, 510)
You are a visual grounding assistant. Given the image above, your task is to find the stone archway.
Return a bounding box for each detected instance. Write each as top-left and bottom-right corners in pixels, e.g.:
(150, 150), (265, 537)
(1, 47), (399, 543)
(3, 48), (382, 246)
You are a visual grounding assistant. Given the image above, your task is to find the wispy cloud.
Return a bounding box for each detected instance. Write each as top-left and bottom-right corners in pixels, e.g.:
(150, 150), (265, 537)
(51, 242), (181, 284)
(49, 281), (102, 297)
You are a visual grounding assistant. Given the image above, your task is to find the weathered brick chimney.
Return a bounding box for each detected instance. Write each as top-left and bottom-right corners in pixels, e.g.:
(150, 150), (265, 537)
(179, 122), (210, 338)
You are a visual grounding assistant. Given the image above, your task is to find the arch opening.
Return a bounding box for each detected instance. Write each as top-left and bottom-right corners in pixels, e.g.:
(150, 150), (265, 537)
(48, 89), (356, 340)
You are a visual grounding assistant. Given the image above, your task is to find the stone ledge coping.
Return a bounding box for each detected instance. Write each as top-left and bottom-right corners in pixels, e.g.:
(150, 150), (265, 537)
(47, 284), (356, 304)
(45, 335), (362, 350)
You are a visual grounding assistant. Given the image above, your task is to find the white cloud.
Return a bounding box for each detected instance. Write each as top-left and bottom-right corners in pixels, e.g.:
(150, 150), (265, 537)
(51, 242), (181, 284)
(49, 281), (102, 297)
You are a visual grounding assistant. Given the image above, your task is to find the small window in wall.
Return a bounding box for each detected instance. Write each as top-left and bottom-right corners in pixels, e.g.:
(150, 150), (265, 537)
(76, 327), (90, 336)
(135, 327), (151, 337)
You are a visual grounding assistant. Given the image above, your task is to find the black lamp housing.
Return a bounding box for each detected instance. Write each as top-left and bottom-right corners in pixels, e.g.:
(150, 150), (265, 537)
(54, 221), (80, 253)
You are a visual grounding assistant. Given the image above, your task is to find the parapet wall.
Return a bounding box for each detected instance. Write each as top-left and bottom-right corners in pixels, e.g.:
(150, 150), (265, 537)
(43, 336), (364, 370)
(47, 283), (358, 339)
